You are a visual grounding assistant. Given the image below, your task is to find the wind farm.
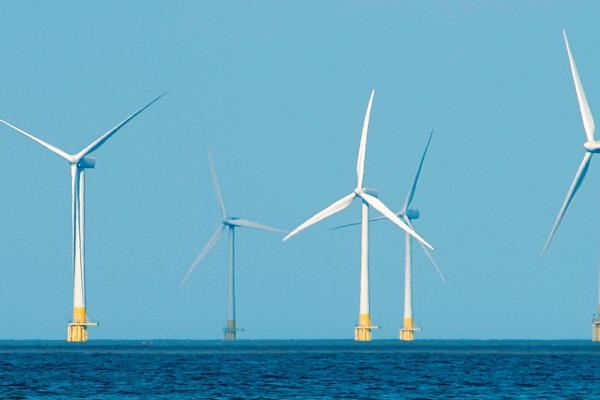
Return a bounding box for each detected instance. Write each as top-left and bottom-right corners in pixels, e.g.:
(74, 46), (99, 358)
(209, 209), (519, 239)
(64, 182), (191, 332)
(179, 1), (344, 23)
(2, 3), (600, 398)
(334, 130), (444, 341)
(284, 90), (433, 341)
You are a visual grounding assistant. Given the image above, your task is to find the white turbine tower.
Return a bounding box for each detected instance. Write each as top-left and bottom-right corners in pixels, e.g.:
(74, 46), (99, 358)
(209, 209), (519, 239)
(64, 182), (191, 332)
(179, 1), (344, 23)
(0, 93), (166, 342)
(181, 151), (286, 341)
(541, 31), (600, 341)
(283, 90), (434, 341)
(333, 130), (444, 341)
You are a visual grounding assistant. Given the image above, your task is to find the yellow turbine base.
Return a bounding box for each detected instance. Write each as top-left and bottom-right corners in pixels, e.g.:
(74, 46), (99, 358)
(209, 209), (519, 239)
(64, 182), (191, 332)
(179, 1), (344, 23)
(400, 318), (416, 341)
(354, 313), (372, 342)
(66, 307), (91, 343)
(224, 319), (237, 341)
(67, 324), (88, 342)
(593, 320), (600, 342)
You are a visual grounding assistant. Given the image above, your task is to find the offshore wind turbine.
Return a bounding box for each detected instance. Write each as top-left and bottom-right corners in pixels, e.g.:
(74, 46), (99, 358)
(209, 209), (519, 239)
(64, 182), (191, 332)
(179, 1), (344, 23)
(395, 130), (444, 340)
(181, 152), (286, 341)
(0, 93), (165, 342)
(284, 90), (434, 341)
(540, 31), (600, 340)
(333, 130), (444, 341)
(542, 31), (600, 256)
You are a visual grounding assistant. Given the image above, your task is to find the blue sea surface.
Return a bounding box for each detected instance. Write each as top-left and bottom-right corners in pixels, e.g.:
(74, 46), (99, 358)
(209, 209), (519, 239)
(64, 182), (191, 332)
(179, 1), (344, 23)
(0, 340), (599, 399)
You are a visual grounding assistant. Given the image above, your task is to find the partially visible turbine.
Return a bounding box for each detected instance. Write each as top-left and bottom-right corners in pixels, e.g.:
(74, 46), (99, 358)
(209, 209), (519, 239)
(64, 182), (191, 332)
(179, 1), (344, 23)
(541, 30), (599, 258)
(333, 130), (444, 341)
(284, 90), (433, 341)
(181, 151), (286, 341)
(0, 92), (166, 342)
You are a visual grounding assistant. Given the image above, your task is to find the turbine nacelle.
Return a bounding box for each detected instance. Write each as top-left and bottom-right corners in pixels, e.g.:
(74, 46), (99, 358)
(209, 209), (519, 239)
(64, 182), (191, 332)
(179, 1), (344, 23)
(404, 208), (420, 220)
(76, 156), (96, 169)
(223, 217), (239, 226)
(583, 141), (600, 153)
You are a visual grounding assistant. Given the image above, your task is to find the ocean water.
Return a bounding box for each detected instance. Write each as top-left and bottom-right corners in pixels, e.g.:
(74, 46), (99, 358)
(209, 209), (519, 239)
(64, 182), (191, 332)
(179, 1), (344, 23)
(0, 340), (599, 399)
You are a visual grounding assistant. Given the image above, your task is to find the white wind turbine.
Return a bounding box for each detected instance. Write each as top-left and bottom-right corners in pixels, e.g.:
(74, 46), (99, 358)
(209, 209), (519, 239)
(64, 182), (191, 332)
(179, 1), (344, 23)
(541, 30), (600, 257)
(181, 151), (286, 341)
(0, 93), (166, 342)
(283, 90), (433, 341)
(333, 130), (444, 341)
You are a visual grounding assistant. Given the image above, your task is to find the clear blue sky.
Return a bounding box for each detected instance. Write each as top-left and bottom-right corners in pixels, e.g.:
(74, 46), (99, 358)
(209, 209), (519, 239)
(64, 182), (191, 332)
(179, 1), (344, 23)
(0, 1), (598, 340)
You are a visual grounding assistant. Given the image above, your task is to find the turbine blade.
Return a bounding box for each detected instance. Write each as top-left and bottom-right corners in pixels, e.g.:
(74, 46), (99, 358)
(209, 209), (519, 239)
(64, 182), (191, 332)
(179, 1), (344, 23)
(356, 90), (375, 189)
(330, 215), (388, 230)
(284, 193), (355, 241)
(563, 30), (596, 141)
(208, 150), (226, 218)
(77, 92), (167, 158)
(228, 218), (287, 233)
(405, 217), (445, 283)
(180, 225), (225, 286)
(401, 130), (434, 214)
(330, 221), (362, 230)
(0, 119), (71, 160)
(541, 151), (592, 258)
(360, 192), (433, 250)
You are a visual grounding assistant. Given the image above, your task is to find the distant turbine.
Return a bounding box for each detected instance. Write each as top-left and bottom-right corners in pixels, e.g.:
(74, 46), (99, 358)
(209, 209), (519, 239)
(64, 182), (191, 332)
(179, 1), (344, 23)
(595, 262), (600, 342)
(181, 151), (286, 341)
(284, 90), (433, 341)
(541, 31), (599, 258)
(0, 93), (166, 342)
(333, 130), (444, 341)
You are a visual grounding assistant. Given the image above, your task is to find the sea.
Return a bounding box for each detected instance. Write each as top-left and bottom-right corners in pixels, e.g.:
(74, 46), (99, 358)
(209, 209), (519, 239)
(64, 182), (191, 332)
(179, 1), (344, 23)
(0, 340), (599, 399)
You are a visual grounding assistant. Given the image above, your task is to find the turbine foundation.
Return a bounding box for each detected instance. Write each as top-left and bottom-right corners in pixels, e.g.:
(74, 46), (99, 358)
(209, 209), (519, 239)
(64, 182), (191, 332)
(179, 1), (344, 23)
(354, 313), (378, 341)
(399, 317), (420, 341)
(593, 318), (600, 342)
(224, 319), (237, 341)
(66, 307), (97, 342)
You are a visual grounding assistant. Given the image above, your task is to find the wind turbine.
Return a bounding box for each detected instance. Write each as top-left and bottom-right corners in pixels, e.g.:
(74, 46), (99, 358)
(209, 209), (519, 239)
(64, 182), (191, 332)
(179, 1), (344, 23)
(542, 31), (600, 258)
(0, 93), (166, 342)
(333, 130), (444, 341)
(283, 90), (434, 341)
(181, 151), (286, 341)
(594, 262), (600, 342)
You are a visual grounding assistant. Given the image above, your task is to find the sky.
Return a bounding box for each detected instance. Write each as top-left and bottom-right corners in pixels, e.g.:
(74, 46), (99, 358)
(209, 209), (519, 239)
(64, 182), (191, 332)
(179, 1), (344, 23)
(0, 1), (599, 340)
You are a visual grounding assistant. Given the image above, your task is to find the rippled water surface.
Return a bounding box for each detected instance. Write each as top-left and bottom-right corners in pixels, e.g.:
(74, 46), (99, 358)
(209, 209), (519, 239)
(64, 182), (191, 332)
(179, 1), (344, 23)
(1, 340), (599, 399)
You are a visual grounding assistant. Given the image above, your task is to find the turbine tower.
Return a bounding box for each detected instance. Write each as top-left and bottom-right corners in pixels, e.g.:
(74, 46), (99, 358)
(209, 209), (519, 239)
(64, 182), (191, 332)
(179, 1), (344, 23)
(181, 151), (286, 341)
(594, 263), (600, 342)
(284, 90), (434, 341)
(0, 93), (165, 342)
(333, 130), (445, 341)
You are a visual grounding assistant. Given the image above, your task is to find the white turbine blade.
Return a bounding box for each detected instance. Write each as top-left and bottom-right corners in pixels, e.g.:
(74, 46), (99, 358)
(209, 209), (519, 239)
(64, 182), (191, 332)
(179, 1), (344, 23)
(284, 193), (355, 241)
(228, 218), (287, 233)
(360, 192), (433, 250)
(330, 220), (362, 230)
(180, 224), (225, 286)
(401, 129), (434, 214)
(405, 217), (445, 283)
(563, 30), (596, 141)
(541, 151), (592, 258)
(208, 150), (226, 218)
(356, 90), (375, 189)
(331, 215), (388, 230)
(77, 92), (167, 158)
(0, 119), (71, 160)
